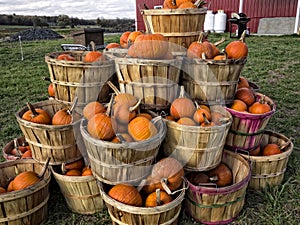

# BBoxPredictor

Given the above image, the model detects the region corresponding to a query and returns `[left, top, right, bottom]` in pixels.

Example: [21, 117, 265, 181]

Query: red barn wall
[136, 0, 298, 33]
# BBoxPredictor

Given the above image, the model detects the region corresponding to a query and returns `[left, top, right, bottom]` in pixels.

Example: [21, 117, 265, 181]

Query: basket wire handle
[38, 157, 51, 179]
[161, 177, 188, 195]
[13, 138, 22, 157]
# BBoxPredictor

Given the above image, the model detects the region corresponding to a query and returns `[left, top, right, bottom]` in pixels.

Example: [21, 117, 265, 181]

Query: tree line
[0, 14, 135, 32]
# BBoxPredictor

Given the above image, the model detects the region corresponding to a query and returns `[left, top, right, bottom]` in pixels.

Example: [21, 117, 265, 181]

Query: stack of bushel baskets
[0, 1, 295, 225]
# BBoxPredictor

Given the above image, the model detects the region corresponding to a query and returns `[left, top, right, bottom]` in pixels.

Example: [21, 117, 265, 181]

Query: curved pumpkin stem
[239, 30, 247, 43]
[172, 0, 176, 6]
[214, 36, 225, 46]
[202, 113, 210, 125]
[107, 81, 121, 95]
[129, 98, 142, 112]
[178, 85, 187, 98]
[26, 102, 39, 118]
[90, 41, 96, 51]
[197, 32, 205, 43]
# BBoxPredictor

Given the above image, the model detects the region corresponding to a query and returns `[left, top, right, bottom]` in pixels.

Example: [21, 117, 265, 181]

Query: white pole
[18, 35, 24, 61]
[294, 0, 300, 34]
[239, 0, 244, 13]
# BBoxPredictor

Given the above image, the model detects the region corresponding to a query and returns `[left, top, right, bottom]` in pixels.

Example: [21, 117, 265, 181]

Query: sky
[0, 0, 137, 19]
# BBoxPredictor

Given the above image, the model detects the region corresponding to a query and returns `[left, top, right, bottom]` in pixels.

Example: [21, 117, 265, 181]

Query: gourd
[128, 116, 158, 141]
[108, 184, 143, 206]
[22, 102, 51, 125]
[170, 86, 196, 119]
[225, 30, 248, 59]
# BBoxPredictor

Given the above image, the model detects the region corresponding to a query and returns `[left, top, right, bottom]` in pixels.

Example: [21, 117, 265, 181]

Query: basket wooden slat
[51, 166, 105, 214]
[141, 8, 207, 51]
[80, 116, 167, 185]
[45, 51, 115, 108]
[115, 57, 183, 111]
[163, 105, 232, 171]
[181, 57, 247, 105]
[15, 99, 83, 165]
[238, 130, 294, 190]
[0, 159, 51, 225]
[225, 93, 276, 152]
[99, 180, 186, 225]
[185, 150, 251, 224]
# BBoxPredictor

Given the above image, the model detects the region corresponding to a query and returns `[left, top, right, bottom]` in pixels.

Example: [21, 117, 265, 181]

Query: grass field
[0, 30, 299, 224]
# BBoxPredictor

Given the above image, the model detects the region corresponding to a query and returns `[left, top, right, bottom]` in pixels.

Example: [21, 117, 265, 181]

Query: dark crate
[72, 28, 104, 48]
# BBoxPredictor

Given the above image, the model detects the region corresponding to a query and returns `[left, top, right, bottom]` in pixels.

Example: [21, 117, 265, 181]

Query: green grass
[0, 32, 299, 224]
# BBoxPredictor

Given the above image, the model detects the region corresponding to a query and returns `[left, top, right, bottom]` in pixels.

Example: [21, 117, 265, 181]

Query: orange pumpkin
[48, 83, 55, 97]
[84, 41, 105, 63]
[248, 95, 271, 114]
[127, 33, 169, 59]
[127, 31, 143, 46]
[163, 0, 178, 9]
[52, 107, 72, 125]
[105, 42, 121, 50]
[87, 113, 115, 140]
[207, 163, 233, 187]
[83, 101, 106, 120]
[12, 171, 40, 191]
[187, 32, 215, 59]
[262, 143, 281, 156]
[178, 1, 196, 8]
[142, 157, 184, 194]
[65, 169, 82, 176]
[22, 103, 51, 125]
[225, 31, 248, 59]
[108, 184, 143, 206]
[81, 167, 93, 176]
[230, 99, 248, 112]
[235, 87, 256, 106]
[64, 159, 84, 171]
[193, 104, 211, 124]
[177, 117, 196, 126]
[145, 190, 173, 207]
[120, 31, 131, 48]
[21, 150, 32, 159]
[128, 116, 158, 141]
[57, 53, 75, 61]
[237, 76, 250, 89]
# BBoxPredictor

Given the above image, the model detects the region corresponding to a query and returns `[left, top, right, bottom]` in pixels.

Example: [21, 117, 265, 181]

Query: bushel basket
[0, 159, 51, 225]
[80, 116, 167, 185]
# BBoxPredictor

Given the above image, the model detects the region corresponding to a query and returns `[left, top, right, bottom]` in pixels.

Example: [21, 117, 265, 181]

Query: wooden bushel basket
[225, 92, 276, 152]
[80, 116, 167, 185]
[99, 181, 187, 225]
[181, 57, 247, 105]
[45, 51, 115, 108]
[115, 57, 183, 111]
[141, 8, 207, 52]
[239, 130, 294, 190]
[2, 136, 27, 161]
[185, 150, 251, 224]
[51, 166, 105, 214]
[163, 105, 232, 171]
[0, 159, 51, 225]
[15, 99, 83, 165]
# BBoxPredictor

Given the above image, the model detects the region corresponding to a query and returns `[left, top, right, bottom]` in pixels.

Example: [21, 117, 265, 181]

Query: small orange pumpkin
[177, 117, 196, 126]
[81, 166, 93, 176]
[83, 101, 106, 120]
[230, 99, 248, 112]
[262, 143, 281, 156]
[57, 53, 75, 61]
[12, 171, 40, 191]
[187, 32, 215, 59]
[225, 30, 248, 59]
[22, 102, 52, 125]
[48, 83, 55, 97]
[87, 113, 115, 140]
[105, 42, 121, 50]
[193, 103, 212, 124]
[235, 87, 256, 106]
[237, 76, 250, 89]
[65, 169, 82, 176]
[84, 41, 105, 63]
[52, 107, 72, 125]
[120, 31, 131, 48]
[127, 31, 143, 46]
[108, 184, 143, 206]
[207, 163, 233, 187]
[128, 116, 158, 141]
[145, 190, 173, 207]
[248, 95, 271, 114]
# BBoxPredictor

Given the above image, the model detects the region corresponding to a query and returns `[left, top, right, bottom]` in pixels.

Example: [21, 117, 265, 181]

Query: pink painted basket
[225, 92, 276, 152]
[185, 150, 251, 224]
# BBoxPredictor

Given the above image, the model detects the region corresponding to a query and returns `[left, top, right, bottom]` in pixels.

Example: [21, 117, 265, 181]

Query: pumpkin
[170, 86, 196, 119]
[48, 83, 55, 97]
[163, 0, 178, 9]
[230, 99, 248, 112]
[57, 53, 75, 61]
[235, 87, 256, 106]
[187, 32, 215, 59]
[105, 42, 121, 50]
[213, 53, 227, 60]
[186, 172, 211, 186]
[127, 31, 143, 46]
[120, 31, 131, 48]
[237, 76, 250, 89]
[127, 33, 169, 59]
[108, 184, 143, 206]
[84, 41, 105, 63]
[137, 113, 153, 120]
[21, 150, 32, 159]
[165, 115, 176, 121]
[12, 171, 40, 191]
[145, 189, 173, 207]
[83, 101, 106, 120]
[22, 102, 51, 125]
[111, 133, 134, 143]
[225, 30, 248, 59]
[87, 113, 115, 140]
[52, 107, 72, 125]
[142, 157, 184, 194]
[112, 99, 141, 124]
[177, 117, 196, 126]
[200, 113, 215, 127]
[128, 116, 158, 141]
[7, 180, 14, 192]
[0, 187, 7, 194]
[207, 163, 233, 187]
[248, 95, 272, 114]
[65, 169, 82, 176]
[250, 146, 261, 156]
[178, 1, 196, 8]
[193, 102, 212, 124]
[262, 143, 281, 156]
[81, 166, 93, 176]
[64, 159, 84, 171]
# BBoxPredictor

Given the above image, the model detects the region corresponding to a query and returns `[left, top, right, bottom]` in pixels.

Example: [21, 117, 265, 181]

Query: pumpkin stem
[259, 95, 267, 104]
[156, 189, 162, 206]
[209, 175, 219, 183]
[137, 179, 147, 192]
[214, 36, 225, 46]
[202, 113, 210, 125]
[194, 0, 207, 8]
[239, 30, 247, 43]
[116, 133, 126, 143]
[13, 138, 22, 157]
[197, 32, 205, 43]
[26, 102, 39, 118]
[90, 41, 96, 51]
[107, 81, 121, 95]
[178, 85, 187, 98]
[129, 98, 142, 112]
[172, 0, 176, 6]
[67, 96, 78, 115]
[38, 157, 51, 179]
